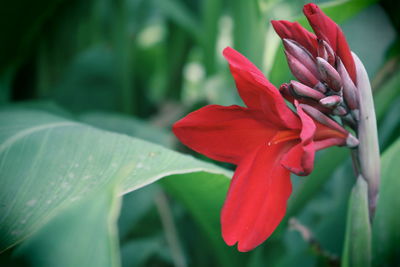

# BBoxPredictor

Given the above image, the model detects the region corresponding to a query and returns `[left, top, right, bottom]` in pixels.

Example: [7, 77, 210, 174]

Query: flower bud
[337, 58, 359, 110]
[314, 82, 328, 93]
[317, 40, 335, 66]
[299, 104, 349, 135]
[279, 83, 295, 103]
[316, 57, 342, 92]
[333, 106, 348, 116]
[290, 80, 325, 100]
[285, 51, 319, 87]
[346, 133, 359, 148]
[283, 39, 319, 79]
[319, 95, 342, 108]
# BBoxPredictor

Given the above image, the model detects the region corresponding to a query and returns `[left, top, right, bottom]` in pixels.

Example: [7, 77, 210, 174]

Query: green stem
[352, 52, 381, 219]
[155, 191, 187, 267]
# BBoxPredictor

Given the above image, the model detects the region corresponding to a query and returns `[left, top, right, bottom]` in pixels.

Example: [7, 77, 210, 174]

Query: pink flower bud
[285, 51, 319, 87]
[314, 82, 328, 93]
[279, 83, 295, 103]
[317, 40, 335, 66]
[290, 80, 325, 100]
[283, 39, 319, 79]
[337, 58, 359, 110]
[316, 57, 342, 92]
[333, 106, 348, 116]
[299, 104, 349, 135]
[319, 95, 342, 108]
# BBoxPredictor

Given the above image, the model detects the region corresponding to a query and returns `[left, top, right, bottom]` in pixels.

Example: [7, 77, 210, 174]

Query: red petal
[271, 20, 318, 57]
[223, 47, 300, 129]
[173, 105, 278, 165]
[314, 137, 346, 150]
[221, 143, 292, 252]
[314, 121, 347, 145]
[280, 102, 316, 176]
[303, 3, 356, 83]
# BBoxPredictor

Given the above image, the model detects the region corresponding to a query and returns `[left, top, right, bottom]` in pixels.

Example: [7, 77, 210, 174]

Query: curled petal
[303, 3, 356, 83]
[173, 105, 277, 165]
[271, 20, 318, 57]
[281, 102, 316, 176]
[314, 122, 347, 147]
[223, 47, 300, 129]
[314, 137, 346, 150]
[221, 144, 292, 252]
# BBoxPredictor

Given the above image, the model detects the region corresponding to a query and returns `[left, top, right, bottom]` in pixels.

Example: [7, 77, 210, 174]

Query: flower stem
[352, 52, 381, 219]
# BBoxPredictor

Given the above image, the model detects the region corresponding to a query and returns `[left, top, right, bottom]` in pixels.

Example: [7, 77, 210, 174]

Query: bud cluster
[279, 38, 360, 147]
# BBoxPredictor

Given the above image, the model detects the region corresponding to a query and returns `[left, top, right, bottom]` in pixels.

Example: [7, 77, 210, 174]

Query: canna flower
[173, 3, 360, 252]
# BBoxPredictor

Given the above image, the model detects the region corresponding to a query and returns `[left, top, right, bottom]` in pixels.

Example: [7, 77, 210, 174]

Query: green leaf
[0, 108, 230, 255]
[342, 176, 371, 267]
[121, 236, 171, 267]
[13, 185, 121, 267]
[374, 70, 400, 120]
[201, 0, 223, 75]
[52, 45, 121, 113]
[232, 0, 265, 67]
[286, 147, 348, 217]
[154, 0, 201, 41]
[80, 111, 172, 147]
[372, 138, 400, 266]
[378, 96, 400, 150]
[0, 0, 66, 71]
[162, 172, 247, 267]
[78, 110, 245, 266]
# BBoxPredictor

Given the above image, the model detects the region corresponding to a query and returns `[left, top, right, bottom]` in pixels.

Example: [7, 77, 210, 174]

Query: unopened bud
[317, 41, 328, 62]
[346, 134, 359, 148]
[314, 82, 328, 93]
[337, 58, 359, 110]
[319, 95, 342, 108]
[300, 104, 349, 135]
[333, 106, 348, 116]
[290, 80, 325, 100]
[318, 40, 335, 66]
[279, 83, 294, 103]
[283, 39, 319, 79]
[285, 51, 319, 87]
[317, 57, 342, 92]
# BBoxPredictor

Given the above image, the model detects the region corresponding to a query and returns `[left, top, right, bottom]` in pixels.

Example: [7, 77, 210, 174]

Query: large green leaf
[75, 110, 245, 266]
[13, 185, 121, 267]
[342, 176, 371, 267]
[372, 138, 400, 266]
[0, 108, 230, 259]
[80, 111, 172, 147]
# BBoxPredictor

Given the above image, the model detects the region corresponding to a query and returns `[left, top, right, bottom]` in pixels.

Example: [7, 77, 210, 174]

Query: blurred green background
[0, 0, 400, 266]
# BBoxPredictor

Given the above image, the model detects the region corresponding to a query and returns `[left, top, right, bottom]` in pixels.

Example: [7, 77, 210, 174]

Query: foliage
[0, 0, 399, 266]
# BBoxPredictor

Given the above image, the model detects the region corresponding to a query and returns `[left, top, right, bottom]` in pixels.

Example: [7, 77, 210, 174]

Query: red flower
[173, 3, 357, 252]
